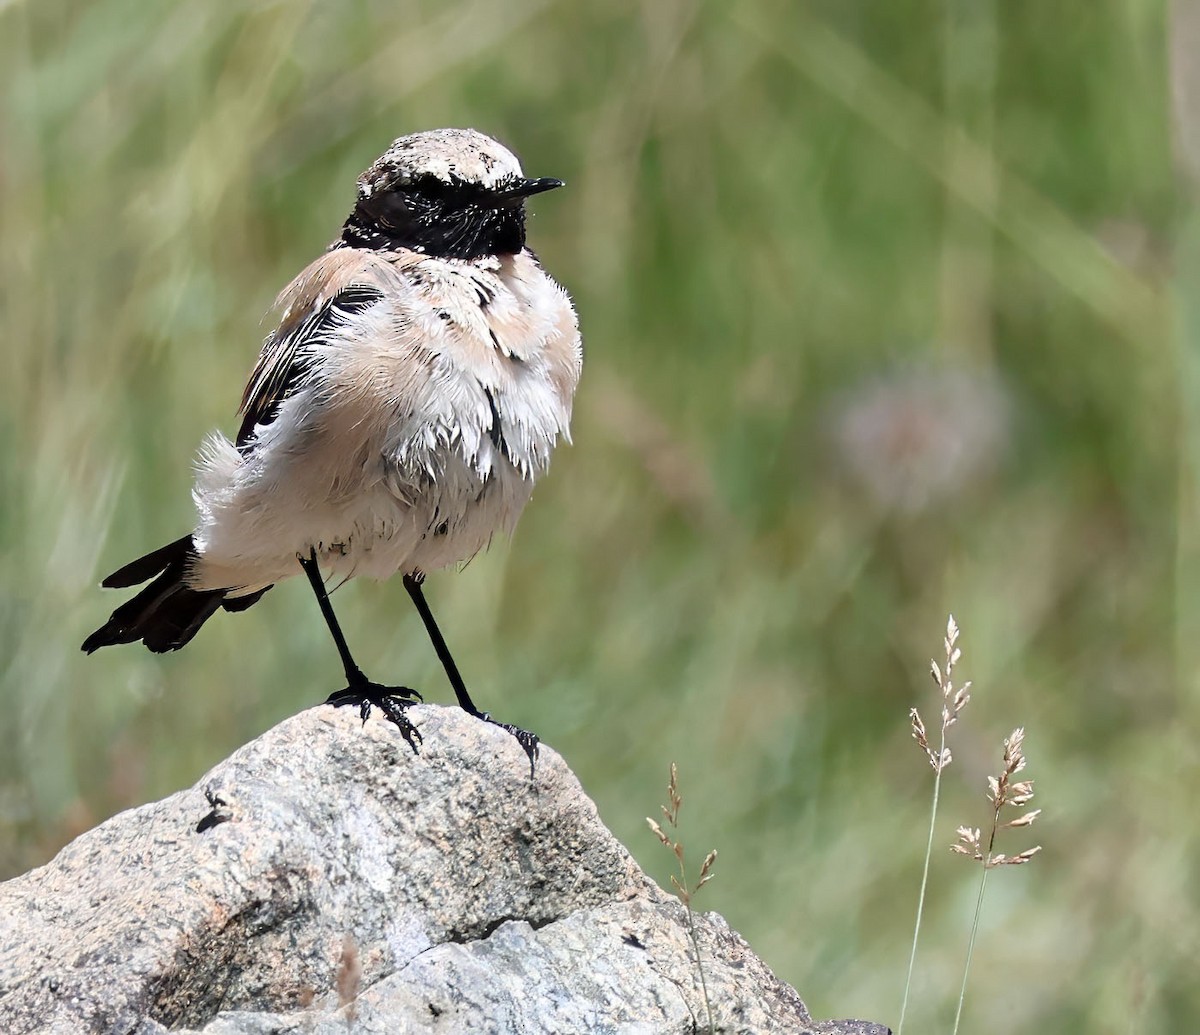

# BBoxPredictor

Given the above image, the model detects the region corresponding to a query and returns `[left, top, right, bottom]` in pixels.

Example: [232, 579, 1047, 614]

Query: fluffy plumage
[84, 129, 581, 659]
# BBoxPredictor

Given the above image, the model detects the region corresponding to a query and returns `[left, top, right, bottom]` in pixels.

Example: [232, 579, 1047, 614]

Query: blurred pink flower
[828, 363, 1011, 513]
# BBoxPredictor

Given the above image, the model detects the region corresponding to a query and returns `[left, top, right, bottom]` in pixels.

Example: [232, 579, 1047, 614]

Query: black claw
[482, 716, 539, 780]
[326, 683, 423, 754]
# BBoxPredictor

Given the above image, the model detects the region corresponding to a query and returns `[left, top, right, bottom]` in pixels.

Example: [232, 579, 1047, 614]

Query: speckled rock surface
[0, 705, 891, 1035]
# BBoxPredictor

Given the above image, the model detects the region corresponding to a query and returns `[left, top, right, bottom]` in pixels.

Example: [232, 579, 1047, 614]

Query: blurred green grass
[2, 0, 1196, 1029]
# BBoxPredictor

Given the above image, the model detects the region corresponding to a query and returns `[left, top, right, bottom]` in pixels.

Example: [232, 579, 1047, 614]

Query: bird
[82, 128, 582, 770]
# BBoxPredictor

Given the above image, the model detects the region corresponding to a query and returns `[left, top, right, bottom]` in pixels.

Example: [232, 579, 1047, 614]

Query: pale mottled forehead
[358, 128, 524, 197]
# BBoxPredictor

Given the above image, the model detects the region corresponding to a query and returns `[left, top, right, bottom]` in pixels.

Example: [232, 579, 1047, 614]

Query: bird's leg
[299, 549, 421, 752]
[403, 571, 539, 777]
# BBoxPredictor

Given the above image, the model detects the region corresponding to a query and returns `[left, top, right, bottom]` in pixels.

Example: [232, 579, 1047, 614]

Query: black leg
[401, 571, 481, 715]
[403, 571, 539, 776]
[299, 549, 366, 685]
[299, 549, 422, 752]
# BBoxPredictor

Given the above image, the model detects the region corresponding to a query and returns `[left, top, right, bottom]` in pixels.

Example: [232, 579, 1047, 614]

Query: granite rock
[0, 705, 890, 1035]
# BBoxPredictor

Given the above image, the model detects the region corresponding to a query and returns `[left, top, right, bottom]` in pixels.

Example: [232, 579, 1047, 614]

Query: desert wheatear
[83, 129, 582, 770]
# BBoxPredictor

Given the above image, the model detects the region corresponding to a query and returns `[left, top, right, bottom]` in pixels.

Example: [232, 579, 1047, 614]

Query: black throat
[336, 176, 528, 260]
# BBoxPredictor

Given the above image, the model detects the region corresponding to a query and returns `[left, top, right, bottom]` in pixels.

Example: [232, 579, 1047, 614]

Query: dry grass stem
[950, 727, 1043, 1033]
[647, 763, 718, 1034]
[899, 614, 972, 1035]
[335, 933, 361, 1018]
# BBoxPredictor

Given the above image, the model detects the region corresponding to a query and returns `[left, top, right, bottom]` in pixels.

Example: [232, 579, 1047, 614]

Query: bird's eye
[359, 189, 411, 232]
[374, 191, 410, 230]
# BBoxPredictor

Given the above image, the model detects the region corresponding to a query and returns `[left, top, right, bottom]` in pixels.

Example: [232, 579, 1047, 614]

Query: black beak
[494, 177, 565, 203]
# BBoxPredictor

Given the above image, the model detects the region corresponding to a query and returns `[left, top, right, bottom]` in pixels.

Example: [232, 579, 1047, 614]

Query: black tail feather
[102, 534, 194, 588]
[222, 585, 273, 613]
[83, 535, 228, 654]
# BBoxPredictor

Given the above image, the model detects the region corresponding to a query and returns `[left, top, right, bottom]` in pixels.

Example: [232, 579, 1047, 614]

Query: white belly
[186, 251, 580, 594]
[188, 384, 539, 590]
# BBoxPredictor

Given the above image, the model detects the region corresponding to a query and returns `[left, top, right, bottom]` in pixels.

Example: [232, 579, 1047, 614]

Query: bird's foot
[475, 712, 539, 780]
[326, 682, 423, 753]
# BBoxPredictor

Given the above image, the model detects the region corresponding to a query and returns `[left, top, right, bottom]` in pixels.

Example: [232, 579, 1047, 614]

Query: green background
[2, 0, 1195, 1030]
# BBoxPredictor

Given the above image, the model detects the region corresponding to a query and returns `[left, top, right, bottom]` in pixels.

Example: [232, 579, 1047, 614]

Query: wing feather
[235, 251, 398, 451]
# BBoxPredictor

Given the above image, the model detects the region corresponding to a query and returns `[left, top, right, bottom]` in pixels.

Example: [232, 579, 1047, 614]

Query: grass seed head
[953, 729, 1042, 866]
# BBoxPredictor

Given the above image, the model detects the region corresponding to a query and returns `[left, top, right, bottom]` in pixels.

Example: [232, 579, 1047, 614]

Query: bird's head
[342, 129, 563, 260]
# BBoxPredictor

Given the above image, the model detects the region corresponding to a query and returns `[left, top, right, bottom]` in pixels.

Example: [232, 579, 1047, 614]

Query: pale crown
[358, 129, 525, 200]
